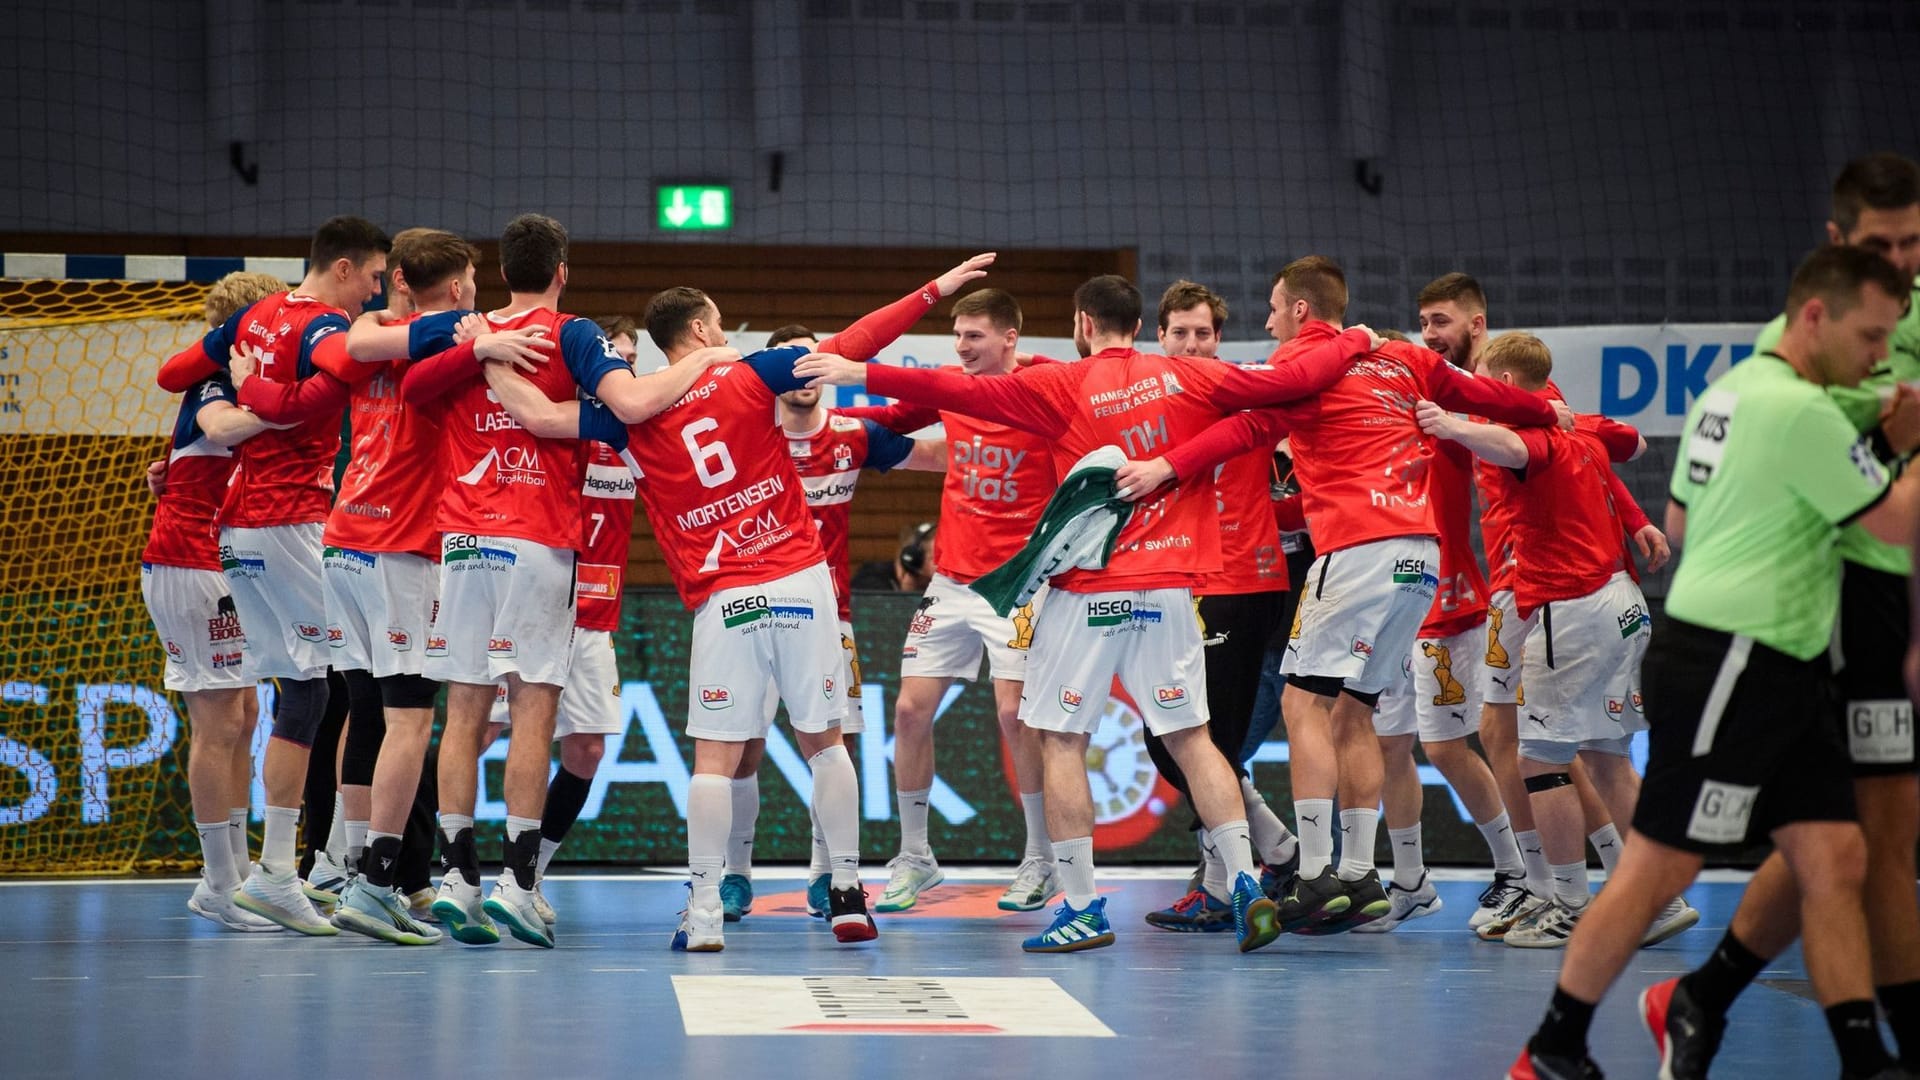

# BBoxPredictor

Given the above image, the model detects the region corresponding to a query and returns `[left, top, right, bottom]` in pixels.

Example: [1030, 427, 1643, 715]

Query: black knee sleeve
[270, 677, 331, 747]
[1288, 674, 1343, 699]
[1524, 771, 1574, 794]
[378, 673, 441, 710]
[1340, 686, 1382, 709]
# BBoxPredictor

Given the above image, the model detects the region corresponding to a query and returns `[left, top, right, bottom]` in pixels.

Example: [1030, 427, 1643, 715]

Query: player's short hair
[1073, 275, 1142, 337]
[1416, 272, 1487, 314]
[598, 315, 639, 343]
[1377, 327, 1411, 343]
[644, 287, 715, 351]
[390, 228, 480, 295]
[1274, 256, 1348, 322]
[1784, 244, 1910, 325]
[766, 323, 816, 347]
[309, 215, 391, 271]
[1481, 332, 1553, 389]
[499, 213, 569, 294]
[1832, 153, 1920, 235]
[1157, 279, 1227, 332]
[202, 271, 286, 328]
[951, 288, 1023, 332]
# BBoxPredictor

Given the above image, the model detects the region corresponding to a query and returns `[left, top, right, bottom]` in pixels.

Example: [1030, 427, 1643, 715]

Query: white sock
[808, 804, 830, 878]
[227, 807, 249, 870]
[1242, 776, 1298, 865]
[197, 820, 240, 893]
[505, 814, 538, 842]
[686, 774, 731, 909]
[345, 819, 369, 868]
[1336, 806, 1381, 881]
[1387, 824, 1425, 890]
[537, 836, 562, 880]
[809, 745, 861, 890]
[1294, 798, 1335, 877]
[1550, 859, 1590, 909]
[1477, 811, 1527, 877]
[1208, 820, 1256, 885]
[1052, 835, 1097, 908]
[1020, 792, 1050, 861]
[1589, 823, 1622, 875]
[897, 787, 932, 857]
[1516, 829, 1551, 896]
[1199, 830, 1230, 902]
[440, 813, 474, 845]
[727, 776, 760, 878]
[262, 805, 300, 876]
[326, 792, 347, 861]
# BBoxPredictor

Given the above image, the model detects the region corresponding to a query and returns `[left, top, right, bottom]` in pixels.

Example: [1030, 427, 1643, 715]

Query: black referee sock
[1678, 928, 1769, 1017]
[1826, 999, 1895, 1077]
[1530, 986, 1596, 1060]
[542, 767, 593, 844]
[1878, 980, 1920, 1068]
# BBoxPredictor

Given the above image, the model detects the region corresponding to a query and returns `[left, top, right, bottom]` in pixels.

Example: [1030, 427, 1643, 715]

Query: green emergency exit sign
[657, 185, 734, 230]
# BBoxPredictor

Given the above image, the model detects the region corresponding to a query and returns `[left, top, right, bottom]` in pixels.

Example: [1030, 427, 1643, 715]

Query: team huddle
[141, 153, 1920, 1079]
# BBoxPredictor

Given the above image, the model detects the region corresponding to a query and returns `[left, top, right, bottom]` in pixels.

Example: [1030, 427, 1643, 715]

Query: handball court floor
[3, 868, 1843, 1078]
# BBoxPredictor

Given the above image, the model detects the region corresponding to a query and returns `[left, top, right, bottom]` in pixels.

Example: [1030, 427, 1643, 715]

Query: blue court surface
[2, 868, 1842, 1078]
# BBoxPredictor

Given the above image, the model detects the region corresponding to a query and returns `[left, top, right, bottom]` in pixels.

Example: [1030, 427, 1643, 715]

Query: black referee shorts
[1632, 618, 1855, 853]
[1835, 561, 1917, 777]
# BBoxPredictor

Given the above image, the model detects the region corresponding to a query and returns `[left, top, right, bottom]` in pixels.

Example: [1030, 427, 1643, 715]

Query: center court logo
[699, 685, 732, 710]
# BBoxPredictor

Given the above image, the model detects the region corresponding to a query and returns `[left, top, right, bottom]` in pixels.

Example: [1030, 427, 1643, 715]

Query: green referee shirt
[1668, 353, 1891, 660]
[1754, 275, 1920, 576]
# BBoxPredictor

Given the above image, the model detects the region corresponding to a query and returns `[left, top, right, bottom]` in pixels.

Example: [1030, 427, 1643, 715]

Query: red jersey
[323, 328, 445, 558]
[625, 356, 827, 610]
[1506, 410, 1640, 617]
[412, 307, 627, 550]
[785, 410, 916, 619]
[202, 292, 352, 528]
[1420, 439, 1489, 638]
[1200, 447, 1287, 595]
[575, 441, 638, 632]
[142, 377, 240, 572]
[865, 334, 1372, 594]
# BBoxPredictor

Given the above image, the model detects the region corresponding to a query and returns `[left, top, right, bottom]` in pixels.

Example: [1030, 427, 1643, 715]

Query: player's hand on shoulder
[934, 253, 996, 298]
[794, 352, 866, 388]
[227, 342, 265, 387]
[474, 327, 553, 372]
[685, 345, 742, 369]
[1114, 456, 1176, 502]
[452, 312, 488, 345]
[1413, 399, 1458, 438]
[1878, 383, 1920, 456]
[1551, 400, 1575, 430]
[1349, 323, 1387, 351]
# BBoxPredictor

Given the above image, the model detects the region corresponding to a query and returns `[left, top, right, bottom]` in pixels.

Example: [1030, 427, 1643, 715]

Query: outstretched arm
[798, 352, 1073, 440]
[838, 401, 945, 433]
[230, 344, 351, 424]
[482, 364, 628, 446]
[1415, 401, 1530, 469]
[816, 253, 995, 361]
[1209, 326, 1378, 408]
[1425, 360, 1562, 429]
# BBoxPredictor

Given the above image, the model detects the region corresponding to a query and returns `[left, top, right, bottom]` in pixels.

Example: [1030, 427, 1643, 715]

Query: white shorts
[555, 629, 624, 738]
[322, 548, 436, 678]
[1482, 589, 1535, 705]
[1370, 651, 1418, 737]
[686, 563, 845, 742]
[1018, 588, 1210, 739]
[219, 523, 329, 680]
[761, 618, 866, 734]
[141, 563, 249, 692]
[900, 572, 1042, 683]
[1283, 536, 1440, 694]
[426, 534, 577, 687]
[1518, 573, 1652, 755]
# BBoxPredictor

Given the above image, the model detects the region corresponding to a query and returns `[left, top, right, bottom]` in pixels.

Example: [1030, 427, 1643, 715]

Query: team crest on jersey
[832, 443, 854, 471]
[699, 685, 733, 710]
[1059, 686, 1084, 712]
[293, 622, 325, 643]
[1153, 683, 1189, 709]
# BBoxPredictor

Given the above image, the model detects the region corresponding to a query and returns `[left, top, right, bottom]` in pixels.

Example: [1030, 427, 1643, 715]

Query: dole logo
[1154, 684, 1188, 708]
[164, 640, 184, 661]
[823, 675, 836, 699]
[488, 637, 515, 656]
[294, 623, 325, 642]
[1350, 637, 1375, 659]
[1059, 686, 1083, 712]
[387, 628, 411, 650]
[1607, 698, 1625, 716]
[699, 686, 732, 710]
[426, 635, 448, 655]
[326, 626, 345, 646]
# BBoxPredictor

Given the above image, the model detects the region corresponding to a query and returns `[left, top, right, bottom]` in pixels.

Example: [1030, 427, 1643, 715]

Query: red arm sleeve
[1163, 408, 1295, 481]
[836, 401, 945, 433]
[307, 331, 376, 385]
[238, 369, 351, 424]
[1425, 360, 1559, 427]
[818, 281, 941, 362]
[1514, 427, 1553, 480]
[400, 341, 480, 406]
[1210, 327, 1372, 409]
[1606, 469, 1651, 532]
[865, 362, 1073, 439]
[1589, 416, 1644, 463]
[158, 341, 219, 393]
[1274, 494, 1307, 534]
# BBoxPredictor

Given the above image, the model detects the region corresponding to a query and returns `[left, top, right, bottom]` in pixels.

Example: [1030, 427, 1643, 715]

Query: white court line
[374, 971, 427, 976]
[260, 972, 316, 978]
[32, 976, 88, 981]
[590, 967, 649, 973]
[483, 968, 536, 974]
[147, 974, 202, 979]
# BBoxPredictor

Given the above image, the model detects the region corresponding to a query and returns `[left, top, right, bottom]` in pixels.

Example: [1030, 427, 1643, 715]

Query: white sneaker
[875, 851, 944, 912]
[1475, 887, 1550, 941]
[405, 887, 438, 924]
[671, 900, 726, 952]
[532, 880, 557, 927]
[331, 878, 443, 945]
[233, 864, 339, 935]
[1468, 871, 1530, 931]
[304, 851, 352, 912]
[1504, 897, 1586, 948]
[1352, 870, 1443, 933]
[187, 876, 282, 933]
[997, 856, 1059, 912]
[430, 875, 500, 945]
[1641, 896, 1700, 947]
[483, 876, 554, 948]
